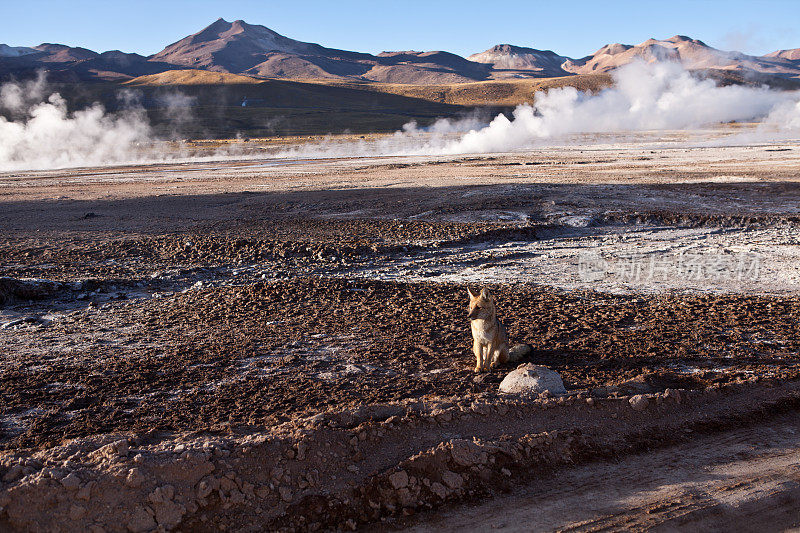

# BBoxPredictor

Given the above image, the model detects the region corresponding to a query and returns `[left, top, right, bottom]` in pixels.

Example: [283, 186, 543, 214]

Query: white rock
[499, 364, 567, 396]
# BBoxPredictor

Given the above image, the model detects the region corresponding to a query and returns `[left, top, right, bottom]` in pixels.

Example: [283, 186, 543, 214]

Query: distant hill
[0, 19, 799, 102]
[765, 48, 800, 61]
[125, 69, 262, 86]
[2, 20, 800, 85]
[149, 19, 489, 84]
[562, 36, 800, 78]
[468, 45, 572, 78]
[0, 44, 37, 57]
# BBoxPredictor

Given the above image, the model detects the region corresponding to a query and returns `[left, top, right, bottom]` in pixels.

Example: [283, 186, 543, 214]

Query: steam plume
[0, 78, 152, 171]
[279, 61, 800, 158]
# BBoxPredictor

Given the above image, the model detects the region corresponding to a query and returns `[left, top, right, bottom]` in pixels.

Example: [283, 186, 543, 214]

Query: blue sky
[3, 0, 799, 58]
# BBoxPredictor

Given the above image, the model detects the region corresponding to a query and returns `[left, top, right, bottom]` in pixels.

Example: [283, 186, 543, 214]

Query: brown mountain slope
[124, 69, 262, 85]
[149, 18, 369, 74]
[765, 49, 800, 61]
[301, 74, 614, 107]
[148, 19, 490, 84]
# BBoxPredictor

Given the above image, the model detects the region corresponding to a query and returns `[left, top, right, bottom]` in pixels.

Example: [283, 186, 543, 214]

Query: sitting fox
[468, 288, 522, 372]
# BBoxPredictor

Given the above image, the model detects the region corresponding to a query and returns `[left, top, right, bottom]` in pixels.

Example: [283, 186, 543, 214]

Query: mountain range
[2, 18, 800, 85]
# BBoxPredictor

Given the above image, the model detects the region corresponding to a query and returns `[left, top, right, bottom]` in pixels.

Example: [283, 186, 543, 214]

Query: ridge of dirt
[0, 379, 798, 532]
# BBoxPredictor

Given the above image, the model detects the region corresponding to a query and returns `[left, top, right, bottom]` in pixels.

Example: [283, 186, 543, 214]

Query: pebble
[388, 470, 408, 489]
[629, 395, 649, 411]
[60, 472, 81, 490]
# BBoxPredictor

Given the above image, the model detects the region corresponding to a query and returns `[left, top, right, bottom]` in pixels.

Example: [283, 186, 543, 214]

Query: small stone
[125, 468, 145, 488]
[69, 504, 86, 520]
[629, 395, 649, 411]
[3, 464, 23, 482]
[388, 470, 408, 489]
[508, 343, 533, 361]
[296, 442, 308, 460]
[430, 482, 448, 499]
[586, 397, 595, 407]
[347, 464, 359, 473]
[127, 506, 157, 532]
[197, 480, 213, 499]
[279, 487, 293, 502]
[441, 471, 463, 490]
[501, 468, 512, 477]
[60, 473, 81, 490]
[76, 481, 95, 501]
[665, 388, 682, 404]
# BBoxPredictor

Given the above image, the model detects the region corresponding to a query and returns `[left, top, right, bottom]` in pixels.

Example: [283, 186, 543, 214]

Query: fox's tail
[508, 343, 532, 363]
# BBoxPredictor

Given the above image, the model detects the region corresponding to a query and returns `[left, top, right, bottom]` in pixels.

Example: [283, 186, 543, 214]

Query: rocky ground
[1, 130, 800, 531]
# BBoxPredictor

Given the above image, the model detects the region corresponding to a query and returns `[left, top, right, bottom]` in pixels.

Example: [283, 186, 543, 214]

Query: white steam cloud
[279, 61, 800, 158]
[442, 62, 798, 154]
[0, 78, 152, 171]
[2, 61, 800, 171]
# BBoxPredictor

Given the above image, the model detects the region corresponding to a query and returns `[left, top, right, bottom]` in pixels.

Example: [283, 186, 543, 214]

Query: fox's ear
[467, 287, 479, 299]
[480, 288, 491, 300]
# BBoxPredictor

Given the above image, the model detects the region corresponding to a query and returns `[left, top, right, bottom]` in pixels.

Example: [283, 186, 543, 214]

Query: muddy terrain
[1, 130, 800, 531]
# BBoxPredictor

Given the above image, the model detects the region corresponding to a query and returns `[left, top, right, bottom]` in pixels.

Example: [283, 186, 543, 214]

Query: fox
[467, 287, 521, 372]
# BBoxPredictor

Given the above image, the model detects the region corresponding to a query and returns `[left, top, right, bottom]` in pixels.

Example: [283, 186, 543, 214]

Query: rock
[127, 506, 157, 533]
[629, 395, 649, 411]
[450, 439, 486, 467]
[279, 487, 293, 502]
[388, 470, 409, 489]
[508, 343, 532, 361]
[125, 468, 145, 488]
[664, 388, 682, 403]
[3, 464, 23, 482]
[69, 504, 86, 520]
[430, 482, 448, 499]
[76, 481, 95, 501]
[499, 364, 567, 396]
[197, 480, 213, 499]
[441, 471, 463, 490]
[94, 439, 128, 460]
[60, 472, 81, 490]
[296, 441, 308, 460]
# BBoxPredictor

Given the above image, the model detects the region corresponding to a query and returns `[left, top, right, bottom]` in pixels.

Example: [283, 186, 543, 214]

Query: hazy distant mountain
[0, 20, 799, 85]
[33, 43, 98, 62]
[562, 36, 800, 78]
[765, 48, 800, 61]
[468, 45, 572, 78]
[0, 44, 37, 57]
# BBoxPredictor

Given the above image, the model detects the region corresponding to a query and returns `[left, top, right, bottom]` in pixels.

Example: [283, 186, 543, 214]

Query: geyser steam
[441, 62, 799, 154]
[279, 61, 800, 159]
[0, 77, 152, 171]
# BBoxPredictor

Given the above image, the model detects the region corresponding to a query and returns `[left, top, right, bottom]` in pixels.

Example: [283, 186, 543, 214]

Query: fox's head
[467, 288, 495, 320]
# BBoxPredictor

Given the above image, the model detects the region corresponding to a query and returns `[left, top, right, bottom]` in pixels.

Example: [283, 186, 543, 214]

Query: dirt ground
[1, 128, 800, 531]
